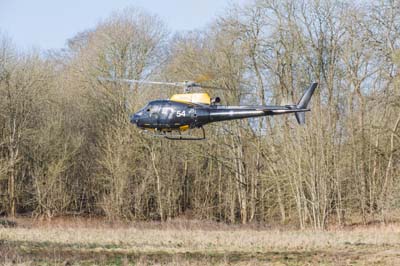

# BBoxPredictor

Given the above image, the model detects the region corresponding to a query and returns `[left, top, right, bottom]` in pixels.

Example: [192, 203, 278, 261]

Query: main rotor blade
[98, 77, 230, 91]
[198, 84, 230, 91]
[98, 77, 184, 87]
[121, 79, 184, 87]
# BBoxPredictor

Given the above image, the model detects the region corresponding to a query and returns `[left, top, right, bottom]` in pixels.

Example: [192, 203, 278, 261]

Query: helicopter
[100, 78, 318, 140]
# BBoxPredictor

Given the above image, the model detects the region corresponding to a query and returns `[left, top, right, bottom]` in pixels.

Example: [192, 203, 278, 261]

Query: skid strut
[141, 127, 206, 140]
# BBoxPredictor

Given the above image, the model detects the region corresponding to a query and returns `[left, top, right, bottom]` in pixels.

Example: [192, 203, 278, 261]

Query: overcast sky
[0, 0, 247, 51]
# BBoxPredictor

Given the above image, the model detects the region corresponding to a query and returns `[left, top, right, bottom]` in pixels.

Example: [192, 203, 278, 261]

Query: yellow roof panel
[170, 93, 211, 105]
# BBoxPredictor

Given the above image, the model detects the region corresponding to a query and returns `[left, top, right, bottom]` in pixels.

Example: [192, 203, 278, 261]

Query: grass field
[1, 218, 400, 265]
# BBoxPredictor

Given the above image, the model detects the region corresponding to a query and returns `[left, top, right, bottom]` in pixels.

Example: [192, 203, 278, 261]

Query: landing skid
[141, 127, 206, 141]
[166, 127, 206, 140]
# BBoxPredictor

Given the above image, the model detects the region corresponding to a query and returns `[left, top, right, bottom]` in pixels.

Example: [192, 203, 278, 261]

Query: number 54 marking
[176, 111, 186, 117]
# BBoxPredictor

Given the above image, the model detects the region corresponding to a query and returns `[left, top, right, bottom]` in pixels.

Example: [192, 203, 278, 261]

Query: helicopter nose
[130, 113, 140, 125]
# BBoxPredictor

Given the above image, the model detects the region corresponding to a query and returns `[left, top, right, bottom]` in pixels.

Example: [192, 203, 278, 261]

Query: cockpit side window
[148, 102, 161, 116]
[136, 101, 163, 117]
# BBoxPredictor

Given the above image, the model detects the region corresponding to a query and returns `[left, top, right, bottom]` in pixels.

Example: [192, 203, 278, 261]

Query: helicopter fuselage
[130, 99, 307, 131]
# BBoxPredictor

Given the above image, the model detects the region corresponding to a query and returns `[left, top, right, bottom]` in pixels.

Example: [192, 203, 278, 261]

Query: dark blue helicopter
[102, 78, 317, 140]
[127, 80, 318, 140]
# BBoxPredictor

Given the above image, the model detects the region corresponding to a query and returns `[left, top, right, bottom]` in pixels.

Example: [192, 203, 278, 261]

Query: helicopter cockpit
[130, 101, 155, 125]
[130, 100, 173, 127]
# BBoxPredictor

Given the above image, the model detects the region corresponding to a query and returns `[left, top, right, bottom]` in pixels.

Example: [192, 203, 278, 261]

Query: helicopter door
[147, 103, 161, 128]
[159, 102, 175, 128]
[188, 106, 197, 127]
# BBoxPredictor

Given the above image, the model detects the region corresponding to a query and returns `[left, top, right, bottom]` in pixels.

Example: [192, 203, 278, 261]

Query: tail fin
[295, 112, 306, 125]
[295, 82, 318, 125]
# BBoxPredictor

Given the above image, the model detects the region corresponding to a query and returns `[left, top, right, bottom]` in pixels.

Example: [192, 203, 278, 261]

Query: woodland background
[0, 0, 399, 230]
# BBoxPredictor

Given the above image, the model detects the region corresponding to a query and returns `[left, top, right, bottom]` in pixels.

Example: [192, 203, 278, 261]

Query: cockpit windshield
[135, 100, 167, 116]
[136, 104, 150, 115]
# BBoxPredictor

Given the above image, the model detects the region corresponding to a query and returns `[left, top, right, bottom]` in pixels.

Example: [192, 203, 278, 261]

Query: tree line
[0, 0, 399, 229]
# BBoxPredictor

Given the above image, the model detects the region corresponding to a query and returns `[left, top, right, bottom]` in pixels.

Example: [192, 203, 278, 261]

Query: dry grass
[1, 217, 400, 265]
[2, 224, 400, 252]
